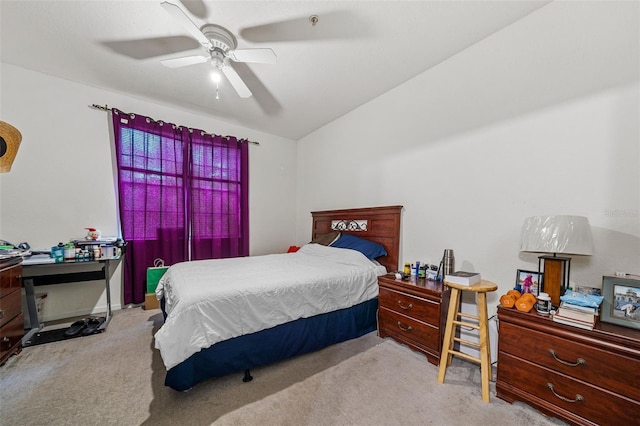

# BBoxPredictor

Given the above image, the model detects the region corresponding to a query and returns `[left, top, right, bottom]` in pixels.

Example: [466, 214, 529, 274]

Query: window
[112, 109, 249, 304]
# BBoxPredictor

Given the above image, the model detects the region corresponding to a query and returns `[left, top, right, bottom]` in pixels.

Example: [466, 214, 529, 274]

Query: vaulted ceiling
[0, 1, 549, 140]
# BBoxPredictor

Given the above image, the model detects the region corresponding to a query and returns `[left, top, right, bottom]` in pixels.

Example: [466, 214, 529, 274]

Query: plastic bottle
[64, 243, 76, 262]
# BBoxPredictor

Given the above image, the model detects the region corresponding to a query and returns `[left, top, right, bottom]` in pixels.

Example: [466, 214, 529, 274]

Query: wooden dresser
[0, 256, 24, 365]
[378, 274, 449, 365]
[496, 306, 640, 425]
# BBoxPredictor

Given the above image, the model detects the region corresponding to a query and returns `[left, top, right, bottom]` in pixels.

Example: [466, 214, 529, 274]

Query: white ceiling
[0, 0, 550, 140]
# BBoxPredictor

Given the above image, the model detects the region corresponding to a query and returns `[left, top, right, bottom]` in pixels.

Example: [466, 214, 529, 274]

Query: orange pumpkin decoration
[515, 297, 534, 312]
[522, 292, 537, 305]
[500, 294, 516, 308]
[507, 289, 521, 300]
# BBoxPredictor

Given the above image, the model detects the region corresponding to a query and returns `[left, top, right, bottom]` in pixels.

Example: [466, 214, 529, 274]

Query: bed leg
[243, 369, 253, 382]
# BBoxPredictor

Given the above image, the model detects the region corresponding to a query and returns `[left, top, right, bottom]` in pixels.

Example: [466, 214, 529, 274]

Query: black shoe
[82, 317, 106, 335]
[63, 318, 89, 337]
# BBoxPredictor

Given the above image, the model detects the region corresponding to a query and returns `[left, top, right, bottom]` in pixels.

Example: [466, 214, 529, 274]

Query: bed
[154, 205, 402, 391]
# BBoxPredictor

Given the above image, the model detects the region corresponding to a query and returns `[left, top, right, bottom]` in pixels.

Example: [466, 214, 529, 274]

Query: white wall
[295, 0, 639, 330]
[0, 63, 297, 321]
[1, 1, 637, 348]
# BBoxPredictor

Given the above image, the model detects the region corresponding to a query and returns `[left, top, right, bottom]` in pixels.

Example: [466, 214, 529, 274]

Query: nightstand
[377, 273, 450, 365]
[496, 305, 640, 425]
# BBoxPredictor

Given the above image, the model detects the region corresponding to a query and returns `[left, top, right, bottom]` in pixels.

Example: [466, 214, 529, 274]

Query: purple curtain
[111, 109, 249, 305]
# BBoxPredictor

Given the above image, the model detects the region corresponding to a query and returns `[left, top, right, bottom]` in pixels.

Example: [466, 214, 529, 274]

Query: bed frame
[311, 205, 402, 273]
[163, 205, 403, 391]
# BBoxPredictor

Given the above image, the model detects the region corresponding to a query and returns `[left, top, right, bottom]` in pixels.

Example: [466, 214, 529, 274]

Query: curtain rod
[89, 104, 259, 146]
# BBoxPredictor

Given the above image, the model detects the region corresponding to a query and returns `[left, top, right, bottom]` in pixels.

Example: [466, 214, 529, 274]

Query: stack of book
[444, 271, 481, 286]
[552, 302, 597, 330]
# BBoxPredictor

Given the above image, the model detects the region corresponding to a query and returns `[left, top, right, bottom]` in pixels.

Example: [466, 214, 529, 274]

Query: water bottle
[443, 249, 455, 275]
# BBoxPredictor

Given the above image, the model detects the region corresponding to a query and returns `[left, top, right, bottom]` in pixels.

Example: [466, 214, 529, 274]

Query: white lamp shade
[520, 215, 593, 255]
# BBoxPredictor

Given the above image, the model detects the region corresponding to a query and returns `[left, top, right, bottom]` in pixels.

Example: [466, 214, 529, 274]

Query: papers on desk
[0, 249, 27, 260]
[22, 254, 56, 265]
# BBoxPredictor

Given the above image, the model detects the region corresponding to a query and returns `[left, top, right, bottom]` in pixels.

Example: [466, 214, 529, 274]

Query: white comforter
[154, 243, 386, 370]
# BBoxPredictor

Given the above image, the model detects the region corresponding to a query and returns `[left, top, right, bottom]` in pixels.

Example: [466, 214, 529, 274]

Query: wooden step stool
[437, 279, 498, 402]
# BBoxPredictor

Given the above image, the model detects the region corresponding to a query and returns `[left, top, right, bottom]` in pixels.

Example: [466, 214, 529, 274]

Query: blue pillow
[330, 233, 387, 259]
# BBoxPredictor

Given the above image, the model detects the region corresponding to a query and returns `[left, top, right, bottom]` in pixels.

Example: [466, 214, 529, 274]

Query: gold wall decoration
[0, 121, 22, 173]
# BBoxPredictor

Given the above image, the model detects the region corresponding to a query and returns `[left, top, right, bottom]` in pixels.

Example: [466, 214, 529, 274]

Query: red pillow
[287, 245, 300, 253]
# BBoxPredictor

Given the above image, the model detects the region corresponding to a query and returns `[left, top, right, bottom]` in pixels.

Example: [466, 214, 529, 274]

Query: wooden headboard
[311, 205, 403, 273]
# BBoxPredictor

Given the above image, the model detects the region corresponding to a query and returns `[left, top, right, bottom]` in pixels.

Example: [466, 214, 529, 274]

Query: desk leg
[99, 260, 112, 331]
[22, 277, 44, 346]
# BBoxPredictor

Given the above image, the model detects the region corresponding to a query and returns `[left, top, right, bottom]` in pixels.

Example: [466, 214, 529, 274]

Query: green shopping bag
[147, 259, 169, 293]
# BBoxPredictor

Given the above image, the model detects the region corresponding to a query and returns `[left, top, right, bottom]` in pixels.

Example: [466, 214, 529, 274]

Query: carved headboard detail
[331, 219, 368, 232]
[311, 205, 403, 273]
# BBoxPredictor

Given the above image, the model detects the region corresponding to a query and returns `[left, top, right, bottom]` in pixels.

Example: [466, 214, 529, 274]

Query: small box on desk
[144, 293, 159, 310]
[50, 246, 64, 263]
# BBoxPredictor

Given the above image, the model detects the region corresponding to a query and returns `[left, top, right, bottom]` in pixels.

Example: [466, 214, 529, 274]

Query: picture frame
[515, 269, 542, 296]
[601, 275, 640, 330]
[572, 284, 601, 296]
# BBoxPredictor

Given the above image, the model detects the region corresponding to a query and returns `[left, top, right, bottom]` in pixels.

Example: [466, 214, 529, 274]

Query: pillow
[287, 245, 300, 253]
[310, 231, 341, 246]
[329, 233, 387, 259]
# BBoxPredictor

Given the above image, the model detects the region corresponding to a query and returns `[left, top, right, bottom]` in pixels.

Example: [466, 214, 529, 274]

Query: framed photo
[516, 269, 542, 296]
[572, 284, 601, 296]
[601, 276, 640, 330]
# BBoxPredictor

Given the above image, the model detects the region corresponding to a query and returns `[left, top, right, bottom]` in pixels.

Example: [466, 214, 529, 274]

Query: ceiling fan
[160, 1, 277, 98]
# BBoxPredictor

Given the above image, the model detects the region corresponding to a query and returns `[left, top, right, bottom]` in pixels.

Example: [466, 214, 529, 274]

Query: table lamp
[519, 215, 593, 307]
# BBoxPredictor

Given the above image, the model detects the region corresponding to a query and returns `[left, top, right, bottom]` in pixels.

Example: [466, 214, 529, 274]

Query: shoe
[82, 317, 106, 336]
[63, 318, 89, 337]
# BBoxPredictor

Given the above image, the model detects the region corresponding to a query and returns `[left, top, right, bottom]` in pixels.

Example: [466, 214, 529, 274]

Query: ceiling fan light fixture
[210, 50, 225, 69]
[210, 70, 221, 100]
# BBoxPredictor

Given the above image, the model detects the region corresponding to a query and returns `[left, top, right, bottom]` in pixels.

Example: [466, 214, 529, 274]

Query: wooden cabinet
[0, 257, 23, 365]
[496, 306, 640, 425]
[377, 274, 449, 365]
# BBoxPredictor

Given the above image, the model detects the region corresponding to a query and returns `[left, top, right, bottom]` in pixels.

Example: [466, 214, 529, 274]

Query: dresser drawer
[0, 313, 23, 364]
[379, 307, 440, 353]
[379, 287, 440, 326]
[499, 351, 640, 424]
[499, 319, 640, 400]
[0, 289, 21, 328]
[0, 262, 22, 299]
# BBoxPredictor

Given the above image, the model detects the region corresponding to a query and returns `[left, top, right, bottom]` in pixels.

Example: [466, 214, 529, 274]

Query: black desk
[21, 254, 123, 346]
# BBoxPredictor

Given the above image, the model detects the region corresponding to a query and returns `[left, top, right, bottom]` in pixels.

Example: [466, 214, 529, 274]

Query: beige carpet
[215, 339, 564, 426]
[0, 307, 566, 426]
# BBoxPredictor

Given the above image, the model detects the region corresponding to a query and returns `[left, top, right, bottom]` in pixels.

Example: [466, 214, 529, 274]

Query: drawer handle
[397, 300, 413, 310]
[548, 349, 586, 367]
[1, 337, 9, 343]
[396, 321, 413, 332]
[0, 309, 4, 319]
[547, 383, 585, 403]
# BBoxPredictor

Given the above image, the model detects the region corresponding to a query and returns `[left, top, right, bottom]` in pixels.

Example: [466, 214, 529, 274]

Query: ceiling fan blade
[161, 1, 211, 48]
[222, 64, 252, 98]
[229, 48, 277, 64]
[231, 62, 282, 115]
[160, 55, 208, 68]
[178, 0, 208, 19]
